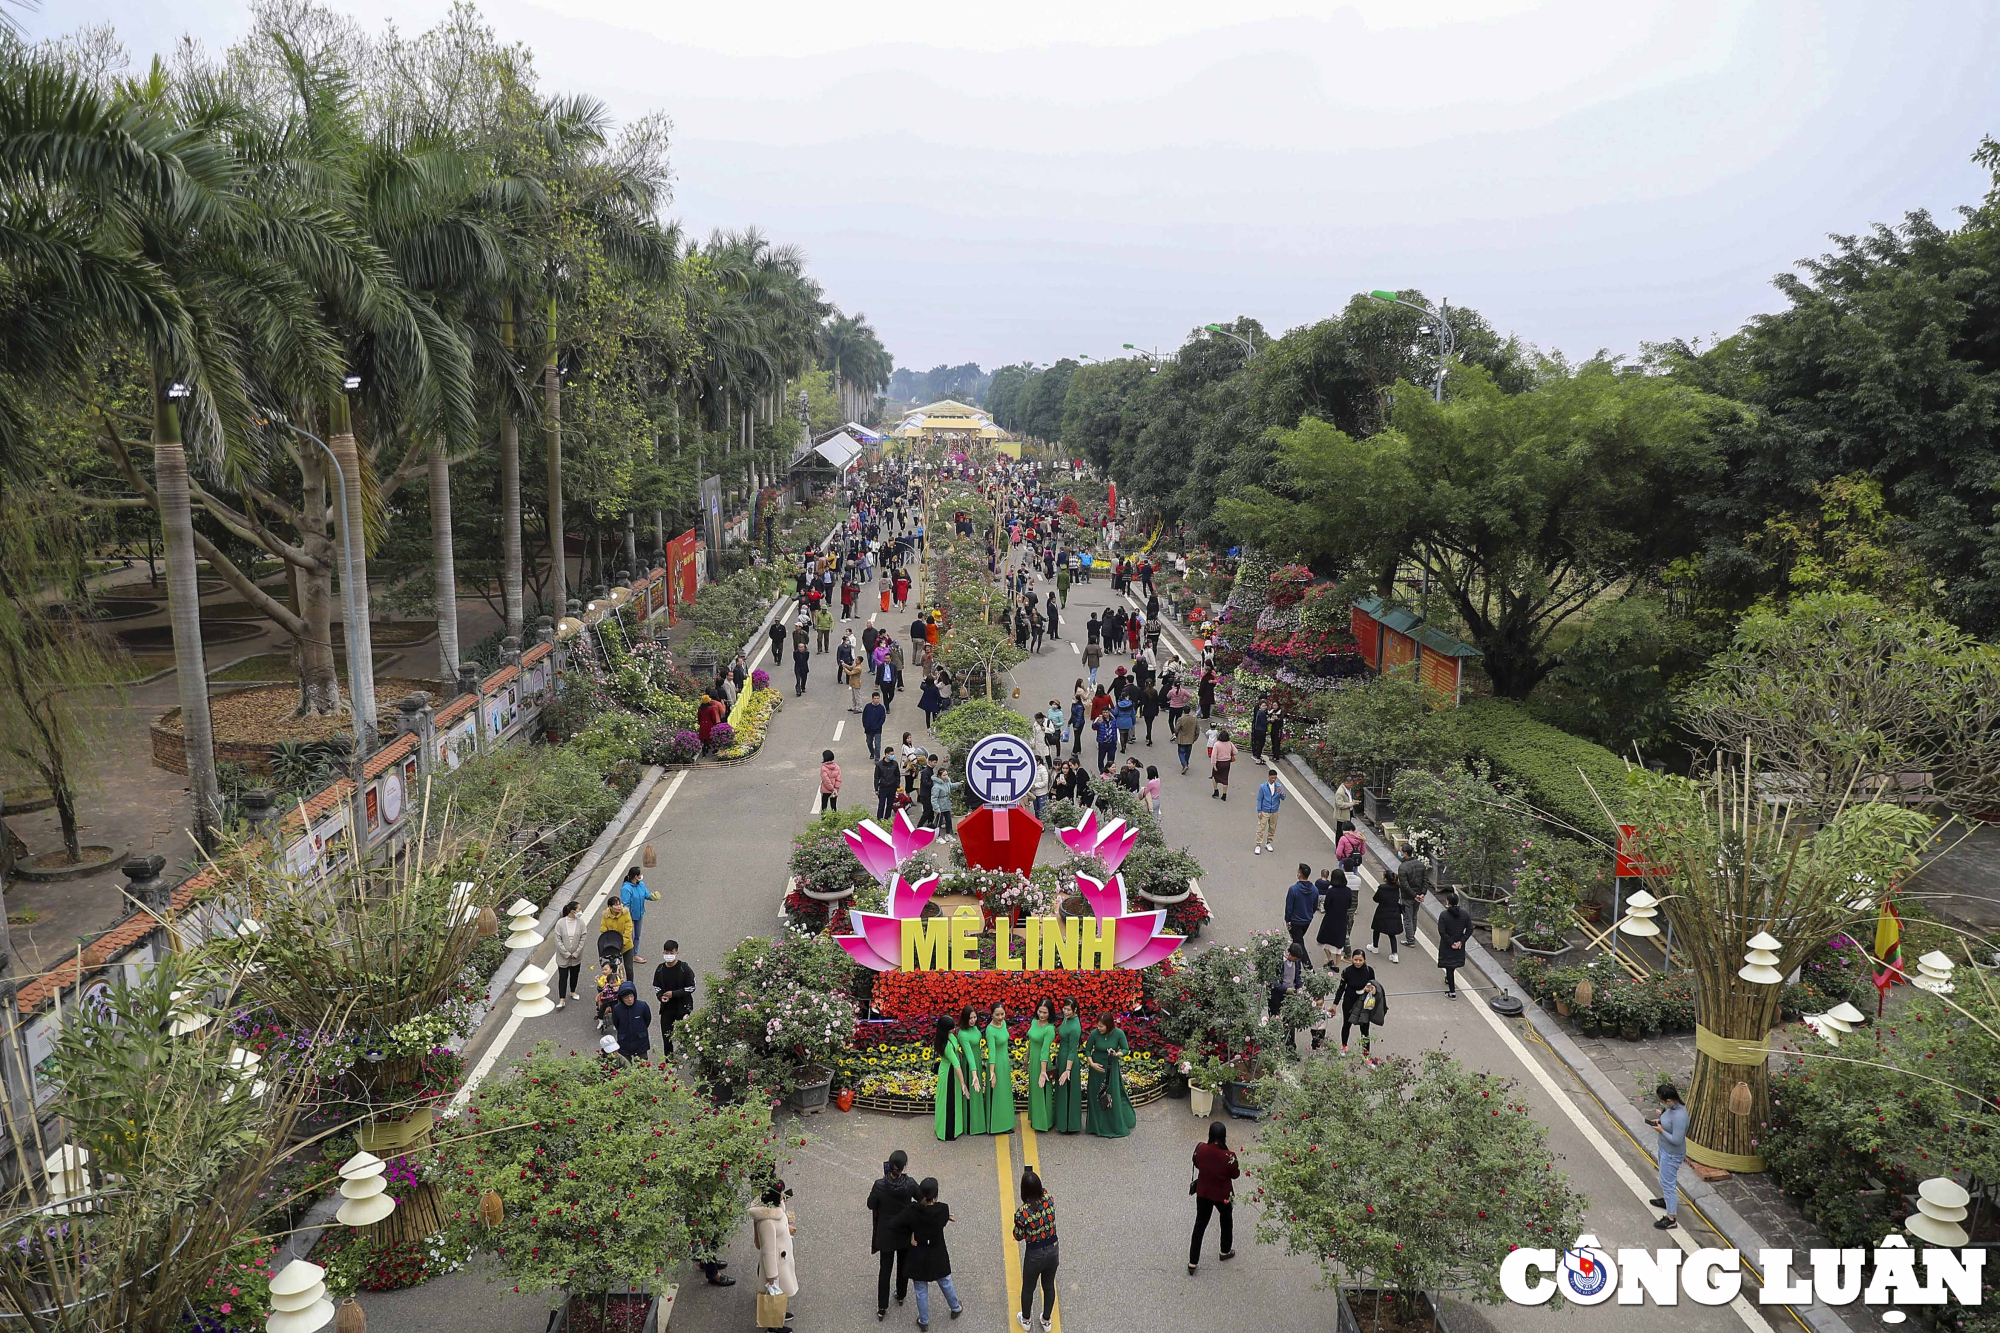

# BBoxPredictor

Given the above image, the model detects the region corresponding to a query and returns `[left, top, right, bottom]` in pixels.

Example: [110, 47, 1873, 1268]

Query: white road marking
[1296, 789, 1773, 1331]
[1070, 642, 1080, 655]
[832, 720, 845, 742]
[452, 768, 690, 1108]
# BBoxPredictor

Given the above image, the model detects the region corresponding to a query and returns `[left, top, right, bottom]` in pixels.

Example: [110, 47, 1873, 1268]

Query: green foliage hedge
[1451, 698, 1628, 840]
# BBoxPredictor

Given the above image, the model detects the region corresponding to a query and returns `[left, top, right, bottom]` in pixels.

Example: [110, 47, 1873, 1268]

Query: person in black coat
[867, 1150, 920, 1318]
[1315, 867, 1353, 968]
[897, 1177, 962, 1328]
[874, 755, 903, 821]
[1333, 950, 1386, 1058]
[768, 620, 788, 667]
[651, 943, 696, 1054]
[1370, 871, 1405, 962]
[1437, 892, 1474, 1000]
[609, 981, 652, 1060]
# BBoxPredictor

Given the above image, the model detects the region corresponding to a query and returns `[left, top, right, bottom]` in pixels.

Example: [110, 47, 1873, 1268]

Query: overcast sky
[32, 0, 2000, 374]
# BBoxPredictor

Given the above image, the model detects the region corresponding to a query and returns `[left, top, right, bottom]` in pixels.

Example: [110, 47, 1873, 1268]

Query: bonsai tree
[1152, 931, 1326, 1073]
[1254, 1050, 1588, 1323]
[1300, 668, 1465, 794]
[1388, 761, 1526, 889]
[438, 1047, 783, 1306]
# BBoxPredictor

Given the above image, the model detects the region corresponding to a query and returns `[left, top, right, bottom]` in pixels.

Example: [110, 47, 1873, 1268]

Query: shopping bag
[755, 1287, 789, 1329]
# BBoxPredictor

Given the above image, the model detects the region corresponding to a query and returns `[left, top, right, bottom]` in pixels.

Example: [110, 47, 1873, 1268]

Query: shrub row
[1451, 697, 1629, 841]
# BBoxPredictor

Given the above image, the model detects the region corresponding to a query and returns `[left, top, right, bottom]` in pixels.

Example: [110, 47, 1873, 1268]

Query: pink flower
[220, 1304, 232, 1315]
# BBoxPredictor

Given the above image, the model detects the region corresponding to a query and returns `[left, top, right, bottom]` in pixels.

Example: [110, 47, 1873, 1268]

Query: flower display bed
[838, 1015, 1173, 1112]
[870, 967, 1143, 1019]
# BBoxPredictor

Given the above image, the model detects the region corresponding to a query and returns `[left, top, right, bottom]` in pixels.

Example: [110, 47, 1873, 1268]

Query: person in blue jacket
[1283, 863, 1318, 967]
[1114, 693, 1137, 753]
[1094, 714, 1119, 775]
[620, 866, 658, 967]
[610, 981, 653, 1061]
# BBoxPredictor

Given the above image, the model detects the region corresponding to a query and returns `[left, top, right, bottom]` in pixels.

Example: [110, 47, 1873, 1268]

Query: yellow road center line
[1017, 1116, 1061, 1333]
[996, 1123, 1022, 1332]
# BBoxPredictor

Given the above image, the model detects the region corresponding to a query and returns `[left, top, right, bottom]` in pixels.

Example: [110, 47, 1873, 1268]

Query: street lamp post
[1368, 290, 1455, 402]
[1202, 323, 1258, 357]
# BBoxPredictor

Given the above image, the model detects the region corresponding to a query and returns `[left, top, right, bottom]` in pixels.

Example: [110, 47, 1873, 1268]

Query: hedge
[1451, 698, 1628, 841]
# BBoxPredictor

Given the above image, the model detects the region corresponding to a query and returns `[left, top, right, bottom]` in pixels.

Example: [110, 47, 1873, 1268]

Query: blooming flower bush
[679, 929, 858, 1100]
[750, 667, 771, 690]
[437, 1047, 786, 1303]
[871, 967, 1143, 1021]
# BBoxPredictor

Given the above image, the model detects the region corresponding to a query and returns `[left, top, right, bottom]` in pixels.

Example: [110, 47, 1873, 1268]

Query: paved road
[361, 532, 1784, 1333]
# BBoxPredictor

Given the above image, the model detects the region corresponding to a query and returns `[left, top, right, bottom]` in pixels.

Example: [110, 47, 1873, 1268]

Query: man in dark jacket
[1284, 864, 1318, 967]
[874, 754, 903, 821]
[609, 981, 652, 1060]
[651, 941, 696, 1053]
[1398, 847, 1431, 949]
[867, 1150, 920, 1317]
[1437, 893, 1474, 1000]
[768, 620, 787, 667]
[862, 693, 888, 760]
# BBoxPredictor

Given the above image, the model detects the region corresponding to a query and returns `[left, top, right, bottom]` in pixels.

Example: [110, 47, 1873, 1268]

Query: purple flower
[751, 669, 772, 690]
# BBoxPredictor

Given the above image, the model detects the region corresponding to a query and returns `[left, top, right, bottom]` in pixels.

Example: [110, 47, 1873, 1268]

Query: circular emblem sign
[963, 733, 1038, 806]
[380, 771, 404, 825]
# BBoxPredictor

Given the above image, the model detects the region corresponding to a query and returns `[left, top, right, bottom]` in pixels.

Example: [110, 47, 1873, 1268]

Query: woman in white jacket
[751, 1180, 799, 1300]
[550, 901, 586, 1008]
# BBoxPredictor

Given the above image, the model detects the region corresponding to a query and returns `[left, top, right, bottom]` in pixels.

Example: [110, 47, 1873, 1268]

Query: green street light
[1369, 290, 1399, 302]
[1121, 343, 1136, 350]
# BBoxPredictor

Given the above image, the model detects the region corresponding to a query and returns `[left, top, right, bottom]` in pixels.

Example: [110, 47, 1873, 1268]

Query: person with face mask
[609, 981, 652, 1061]
[651, 941, 696, 1055]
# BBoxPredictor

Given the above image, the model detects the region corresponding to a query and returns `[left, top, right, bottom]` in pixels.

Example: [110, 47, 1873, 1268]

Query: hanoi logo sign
[964, 733, 1037, 805]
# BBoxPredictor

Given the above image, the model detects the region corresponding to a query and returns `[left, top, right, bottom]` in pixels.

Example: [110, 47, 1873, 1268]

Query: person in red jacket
[1188, 1120, 1240, 1274]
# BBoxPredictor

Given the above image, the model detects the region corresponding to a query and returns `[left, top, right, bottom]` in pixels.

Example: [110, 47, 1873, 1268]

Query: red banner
[1107, 481, 1118, 518]
[1615, 824, 1670, 878]
[665, 528, 699, 624]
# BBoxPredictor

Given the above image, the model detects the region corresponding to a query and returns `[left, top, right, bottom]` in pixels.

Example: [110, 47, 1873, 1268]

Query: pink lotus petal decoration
[1057, 812, 1138, 874]
[1073, 872, 1125, 921]
[1112, 909, 1167, 965]
[849, 911, 906, 971]
[1057, 808, 1101, 857]
[886, 873, 941, 920]
[836, 933, 897, 971]
[842, 821, 898, 883]
[891, 808, 937, 861]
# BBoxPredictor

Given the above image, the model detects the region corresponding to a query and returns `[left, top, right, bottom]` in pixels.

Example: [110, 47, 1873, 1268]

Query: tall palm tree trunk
[500, 298, 524, 638]
[327, 394, 378, 744]
[153, 391, 221, 850]
[500, 413, 523, 636]
[623, 512, 637, 574]
[543, 293, 567, 613]
[429, 441, 461, 677]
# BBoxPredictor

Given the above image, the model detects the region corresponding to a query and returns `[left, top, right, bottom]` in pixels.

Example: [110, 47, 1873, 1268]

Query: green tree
[1223, 362, 1731, 697]
[1254, 1050, 1588, 1318]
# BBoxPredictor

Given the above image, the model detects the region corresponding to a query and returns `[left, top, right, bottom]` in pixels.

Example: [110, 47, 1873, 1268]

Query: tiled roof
[433, 696, 474, 728]
[363, 733, 417, 779]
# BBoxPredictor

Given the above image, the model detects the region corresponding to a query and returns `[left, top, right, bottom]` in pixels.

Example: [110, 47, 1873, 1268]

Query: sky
[30, 0, 2000, 374]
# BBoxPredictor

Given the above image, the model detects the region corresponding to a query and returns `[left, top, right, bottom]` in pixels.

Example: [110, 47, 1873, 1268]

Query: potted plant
[1181, 1053, 1234, 1118]
[1487, 902, 1513, 953]
[438, 1048, 780, 1329]
[1254, 1050, 1588, 1333]
[1507, 837, 1578, 958]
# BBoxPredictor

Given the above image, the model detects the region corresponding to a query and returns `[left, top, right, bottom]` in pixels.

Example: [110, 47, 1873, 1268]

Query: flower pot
[1362, 786, 1394, 825]
[1488, 925, 1512, 951]
[1189, 1085, 1216, 1117]
[1554, 998, 1571, 1018]
[1620, 1025, 1643, 1042]
[787, 1065, 833, 1113]
[544, 1291, 661, 1333]
[1513, 939, 1573, 961]
[1220, 1079, 1265, 1121]
[1333, 1288, 1449, 1333]
[1577, 901, 1603, 925]
[1456, 886, 1508, 926]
